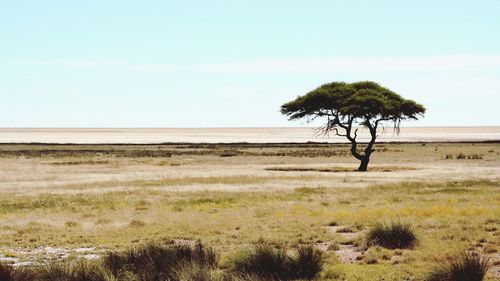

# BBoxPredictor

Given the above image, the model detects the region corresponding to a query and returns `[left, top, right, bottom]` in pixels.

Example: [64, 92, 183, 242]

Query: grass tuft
[291, 245, 323, 280]
[0, 264, 15, 281]
[231, 244, 288, 280]
[426, 251, 490, 281]
[37, 261, 115, 281]
[0, 242, 218, 281]
[365, 221, 417, 249]
[104, 241, 217, 280]
[231, 244, 322, 280]
[0, 263, 36, 281]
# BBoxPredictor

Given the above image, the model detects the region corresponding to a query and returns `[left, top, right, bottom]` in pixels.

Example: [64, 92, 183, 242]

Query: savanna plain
[0, 142, 499, 280]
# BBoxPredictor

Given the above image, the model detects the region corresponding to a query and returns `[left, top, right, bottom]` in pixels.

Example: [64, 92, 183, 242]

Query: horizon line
[1, 125, 499, 129]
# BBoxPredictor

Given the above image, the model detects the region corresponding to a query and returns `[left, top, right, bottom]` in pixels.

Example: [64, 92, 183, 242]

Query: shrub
[426, 251, 490, 281]
[365, 221, 417, 249]
[230, 244, 322, 280]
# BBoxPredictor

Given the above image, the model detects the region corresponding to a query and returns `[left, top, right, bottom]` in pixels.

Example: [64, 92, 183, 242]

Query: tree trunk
[344, 121, 376, 172]
[357, 124, 377, 172]
[357, 156, 370, 171]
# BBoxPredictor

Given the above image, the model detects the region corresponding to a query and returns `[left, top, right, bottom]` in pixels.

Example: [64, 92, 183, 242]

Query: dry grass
[0, 142, 498, 280]
[365, 221, 418, 249]
[426, 251, 491, 281]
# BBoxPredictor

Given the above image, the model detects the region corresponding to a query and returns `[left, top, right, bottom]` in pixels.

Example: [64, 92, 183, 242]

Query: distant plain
[1, 126, 499, 143]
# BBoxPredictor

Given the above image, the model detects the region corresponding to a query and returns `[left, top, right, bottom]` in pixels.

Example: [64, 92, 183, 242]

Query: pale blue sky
[1, 0, 499, 127]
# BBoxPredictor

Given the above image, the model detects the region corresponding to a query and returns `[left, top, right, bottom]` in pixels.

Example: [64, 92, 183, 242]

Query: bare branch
[314, 126, 328, 137]
[333, 128, 347, 137]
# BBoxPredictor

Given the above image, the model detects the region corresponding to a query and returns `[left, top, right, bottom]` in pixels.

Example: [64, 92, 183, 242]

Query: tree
[281, 81, 425, 171]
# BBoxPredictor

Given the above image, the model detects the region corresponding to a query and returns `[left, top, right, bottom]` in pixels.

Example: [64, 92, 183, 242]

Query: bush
[365, 221, 417, 249]
[426, 251, 490, 281]
[231, 244, 322, 280]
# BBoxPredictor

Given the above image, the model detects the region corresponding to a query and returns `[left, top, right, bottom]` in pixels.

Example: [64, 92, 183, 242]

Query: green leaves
[281, 81, 425, 124]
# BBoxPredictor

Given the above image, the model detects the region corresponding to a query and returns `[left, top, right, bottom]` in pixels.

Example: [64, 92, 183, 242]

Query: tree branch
[352, 128, 358, 140]
[343, 119, 363, 160]
[333, 128, 347, 137]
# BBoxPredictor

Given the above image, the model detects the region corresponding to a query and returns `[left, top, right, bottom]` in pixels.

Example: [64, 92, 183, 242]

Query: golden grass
[0, 142, 498, 280]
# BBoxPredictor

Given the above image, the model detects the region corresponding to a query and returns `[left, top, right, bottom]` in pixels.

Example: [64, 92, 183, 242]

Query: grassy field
[0, 142, 499, 280]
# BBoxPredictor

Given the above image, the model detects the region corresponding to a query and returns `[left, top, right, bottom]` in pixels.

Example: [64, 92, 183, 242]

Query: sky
[1, 0, 499, 127]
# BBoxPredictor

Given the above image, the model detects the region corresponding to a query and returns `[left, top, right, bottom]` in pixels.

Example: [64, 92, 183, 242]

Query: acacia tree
[281, 81, 425, 171]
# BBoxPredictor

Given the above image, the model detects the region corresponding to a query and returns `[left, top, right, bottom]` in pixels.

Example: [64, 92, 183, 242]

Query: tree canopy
[281, 81, 425, 171]
[281, 81, 424, 126]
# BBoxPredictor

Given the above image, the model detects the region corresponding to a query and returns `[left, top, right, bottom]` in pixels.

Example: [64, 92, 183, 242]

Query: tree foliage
[281, 81, 425, 171]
